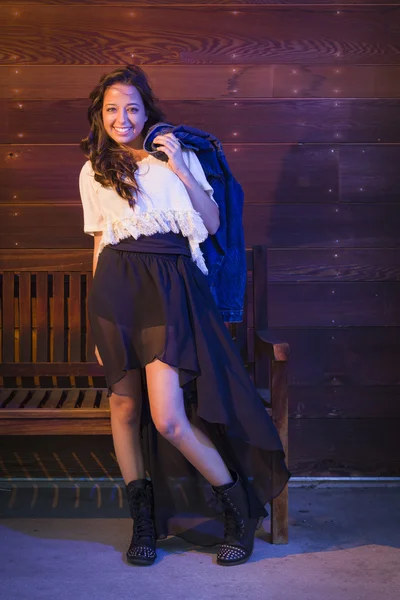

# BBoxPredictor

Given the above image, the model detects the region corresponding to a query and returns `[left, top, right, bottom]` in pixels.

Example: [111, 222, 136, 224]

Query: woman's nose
[114, 110, 131, 125]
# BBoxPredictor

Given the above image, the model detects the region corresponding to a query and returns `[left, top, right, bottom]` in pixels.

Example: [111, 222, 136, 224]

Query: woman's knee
[145, 359, 189, 442]
[109, 369, 142, 424]
[110, 393, 142, 426]
[153, 416, 189, 443]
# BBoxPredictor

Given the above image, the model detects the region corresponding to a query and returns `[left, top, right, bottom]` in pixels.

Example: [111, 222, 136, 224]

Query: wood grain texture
[243, 203, 400, 248]
[0, 250, 91, 271]
[1, 6, 399, 65]
[3, 144, 400, 205]
[267, 283, 400, 327]
[2, 143, 338, 204]
[289, 386, 400, 419]
[273, 64, 400, 98]
[267, 249, 400, 282]
[0, 203, 399, 248]
[4, 249, 399, 282]
[3, 64, 400, 100]
[268, 327, 400, 387]
[2, 99, 400, 144]
[1, 65, 274, 100]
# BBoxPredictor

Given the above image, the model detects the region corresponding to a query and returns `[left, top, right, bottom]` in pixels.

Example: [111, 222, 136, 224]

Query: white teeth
[114, 127, 131, 133]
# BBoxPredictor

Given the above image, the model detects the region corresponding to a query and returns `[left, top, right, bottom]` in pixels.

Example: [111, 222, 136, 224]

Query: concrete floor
[0, 484, 399, 600]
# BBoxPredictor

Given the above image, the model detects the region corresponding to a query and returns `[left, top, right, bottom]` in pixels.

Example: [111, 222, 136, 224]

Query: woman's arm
[177, 168, 220, 235]
[153, 133, 220, 235]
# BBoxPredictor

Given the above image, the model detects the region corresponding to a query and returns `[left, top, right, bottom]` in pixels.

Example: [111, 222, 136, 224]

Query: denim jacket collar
[143, 122, 223, 179]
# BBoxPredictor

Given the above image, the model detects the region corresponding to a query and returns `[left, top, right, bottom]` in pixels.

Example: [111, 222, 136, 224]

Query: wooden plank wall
[1, 0, 399, 475]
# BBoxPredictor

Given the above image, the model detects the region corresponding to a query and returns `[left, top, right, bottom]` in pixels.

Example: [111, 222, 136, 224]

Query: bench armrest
[255, 330, 290, 362]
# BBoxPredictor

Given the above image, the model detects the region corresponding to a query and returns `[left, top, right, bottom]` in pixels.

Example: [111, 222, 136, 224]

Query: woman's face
[102, 83, 148, 148]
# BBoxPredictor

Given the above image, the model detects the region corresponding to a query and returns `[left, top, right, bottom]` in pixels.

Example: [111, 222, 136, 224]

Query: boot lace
[130, 487, 155, 539]
[220, 493, 245, 540]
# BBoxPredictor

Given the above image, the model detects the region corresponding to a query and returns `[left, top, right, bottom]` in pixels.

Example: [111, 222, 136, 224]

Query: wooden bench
[0, 245, 290, 543]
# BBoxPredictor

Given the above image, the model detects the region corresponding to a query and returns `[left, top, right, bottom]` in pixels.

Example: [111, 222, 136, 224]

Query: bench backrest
[0, 247, 269, 389]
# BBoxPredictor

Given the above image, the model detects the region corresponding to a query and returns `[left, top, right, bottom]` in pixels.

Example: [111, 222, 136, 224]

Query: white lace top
[79, 148, 218, 275]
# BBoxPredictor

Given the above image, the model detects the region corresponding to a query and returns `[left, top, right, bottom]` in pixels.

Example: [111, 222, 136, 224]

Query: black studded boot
[212, 471, 262, 566]
[125, 478, 157, 566]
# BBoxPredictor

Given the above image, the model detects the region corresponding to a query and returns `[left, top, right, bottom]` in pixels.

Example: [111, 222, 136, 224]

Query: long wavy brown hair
[80, 65, 167, 207]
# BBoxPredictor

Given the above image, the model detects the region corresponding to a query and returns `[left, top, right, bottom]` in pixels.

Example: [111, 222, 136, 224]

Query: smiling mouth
[113, 127, 133, 134]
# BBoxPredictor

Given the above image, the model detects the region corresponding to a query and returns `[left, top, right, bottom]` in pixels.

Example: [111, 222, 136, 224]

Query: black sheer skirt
[88, 232, 291, 546]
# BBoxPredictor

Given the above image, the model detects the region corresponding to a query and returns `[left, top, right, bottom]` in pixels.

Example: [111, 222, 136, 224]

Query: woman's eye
[105, 107, 137, 113]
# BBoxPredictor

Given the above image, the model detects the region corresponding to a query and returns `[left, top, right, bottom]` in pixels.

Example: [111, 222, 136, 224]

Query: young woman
[79, 65, 290, 567]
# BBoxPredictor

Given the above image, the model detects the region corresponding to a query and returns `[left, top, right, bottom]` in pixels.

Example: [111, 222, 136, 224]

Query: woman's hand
[94, 346, 103, 366]
[153, 133, 189, 177]
[154, 132, 220, 235]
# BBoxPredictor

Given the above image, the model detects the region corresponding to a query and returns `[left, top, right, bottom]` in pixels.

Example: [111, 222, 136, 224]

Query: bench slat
[0, 409, 110, 420]
[69, 272, 81, 362]
[26, 390, 47, 408]
[0, 414, 111, 435]
[53, 272, 65, 362]
[100, 391, 110, 410]
[36, 272, 49, 362]
[45, 389, 63, 408]
[61, 389, 80, 409]
[0, 389, 13, 406]
[4, 390, 29, 408]
[80, 388, 97, 409]
[0, 362, 104, 377]
[2, 272, 15, 361]
[19, 272, 32, 362]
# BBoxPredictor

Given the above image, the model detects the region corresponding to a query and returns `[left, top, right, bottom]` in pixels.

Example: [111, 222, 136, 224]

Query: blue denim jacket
[143, 122, 246, 323]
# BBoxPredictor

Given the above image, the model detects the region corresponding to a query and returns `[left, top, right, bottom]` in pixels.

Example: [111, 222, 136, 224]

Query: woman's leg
[109, 368, 145, 484]
[110, 368, 157, 565]
[145, 359, 233, 487]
